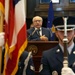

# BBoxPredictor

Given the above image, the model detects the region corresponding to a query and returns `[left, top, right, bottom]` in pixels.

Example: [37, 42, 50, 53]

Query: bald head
[32, 16, 43, 22]
[32, 16, 43, 28]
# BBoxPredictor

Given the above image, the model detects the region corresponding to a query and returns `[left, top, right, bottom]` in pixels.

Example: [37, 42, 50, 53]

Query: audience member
[30, 23, 34, 28]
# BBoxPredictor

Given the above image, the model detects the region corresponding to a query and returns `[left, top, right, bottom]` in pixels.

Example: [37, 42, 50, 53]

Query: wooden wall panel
[27, 0, 75, 17]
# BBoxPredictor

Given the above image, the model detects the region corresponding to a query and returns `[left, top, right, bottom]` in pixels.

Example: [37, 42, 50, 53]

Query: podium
[26, 41, 58, 75]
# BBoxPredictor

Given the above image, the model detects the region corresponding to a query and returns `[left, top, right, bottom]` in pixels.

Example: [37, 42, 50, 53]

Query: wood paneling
[26, 41, 58, 75]
[27, 0, 75, 17]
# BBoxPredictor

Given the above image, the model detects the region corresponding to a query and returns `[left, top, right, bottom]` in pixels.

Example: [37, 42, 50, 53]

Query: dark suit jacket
[27, 27, 51, 41]
[16, 51, 35, 75]
[39, 44, 75, 75]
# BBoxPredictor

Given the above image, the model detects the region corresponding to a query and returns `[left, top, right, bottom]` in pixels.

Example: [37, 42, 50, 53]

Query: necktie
[37, 29, 40, 36]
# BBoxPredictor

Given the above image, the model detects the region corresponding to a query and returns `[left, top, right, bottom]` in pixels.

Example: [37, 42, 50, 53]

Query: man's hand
[0, 32, 5, 46]
[61, 67, 75, 75]
[40, 35, 48, 41]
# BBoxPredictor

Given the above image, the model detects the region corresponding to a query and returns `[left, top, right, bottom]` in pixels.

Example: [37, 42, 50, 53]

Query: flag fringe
[0, 2, 5, 14]
[3, 39, 27, 75]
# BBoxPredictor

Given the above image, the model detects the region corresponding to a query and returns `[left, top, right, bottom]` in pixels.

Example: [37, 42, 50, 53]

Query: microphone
[28, 29, 37, 39]
[31, 29, 37, 36]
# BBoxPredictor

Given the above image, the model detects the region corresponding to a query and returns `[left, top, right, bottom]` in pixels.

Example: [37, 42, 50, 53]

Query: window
[40, 0, 60, 3]
[70, 0, 75, 3]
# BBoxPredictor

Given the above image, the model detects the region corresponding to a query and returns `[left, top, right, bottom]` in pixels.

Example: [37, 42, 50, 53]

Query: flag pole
[0, 11, 4, 75]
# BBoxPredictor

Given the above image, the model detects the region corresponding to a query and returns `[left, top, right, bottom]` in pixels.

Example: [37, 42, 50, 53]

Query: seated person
[0, 32, 35, 75]
[39, 16, 75, 75]
[27, 16, 51, 41]
[30, 23, 34, 28]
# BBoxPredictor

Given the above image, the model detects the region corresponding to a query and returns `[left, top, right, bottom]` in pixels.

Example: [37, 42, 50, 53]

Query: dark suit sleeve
[28, 34, 41, 41]
[39, 52, 52, 75]
[27, 29, 41, 41]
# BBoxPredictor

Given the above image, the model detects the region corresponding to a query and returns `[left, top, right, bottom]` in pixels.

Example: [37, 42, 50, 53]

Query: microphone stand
[63, 17, 68, 67]
[28, 29, 38, 40]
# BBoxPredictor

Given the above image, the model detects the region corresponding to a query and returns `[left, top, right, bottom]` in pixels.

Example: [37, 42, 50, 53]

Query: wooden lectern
[26, 41, 58, 75]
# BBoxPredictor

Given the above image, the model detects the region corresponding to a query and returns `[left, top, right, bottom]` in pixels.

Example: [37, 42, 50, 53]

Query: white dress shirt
[59, 42, 74, 54]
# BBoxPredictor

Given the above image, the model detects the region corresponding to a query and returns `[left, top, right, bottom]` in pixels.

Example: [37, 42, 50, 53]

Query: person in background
[39, 16, 75, 75]
[27, 16, 51, 41]
[30, 23, 34, 28]
[0, 32, 35, 75]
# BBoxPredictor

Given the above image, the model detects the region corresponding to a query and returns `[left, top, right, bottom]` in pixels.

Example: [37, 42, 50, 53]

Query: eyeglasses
[34, 20, 42, 22]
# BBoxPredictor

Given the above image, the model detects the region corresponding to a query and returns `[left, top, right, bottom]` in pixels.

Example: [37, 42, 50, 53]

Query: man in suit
[27, 16, 51, 41]
[0, 32, 35, 75]
[39, 16, 75, 75]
